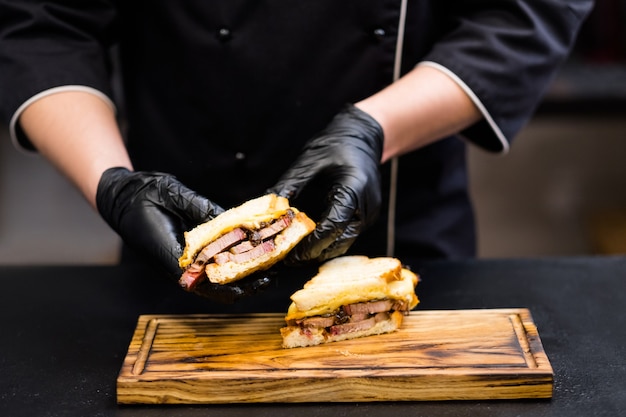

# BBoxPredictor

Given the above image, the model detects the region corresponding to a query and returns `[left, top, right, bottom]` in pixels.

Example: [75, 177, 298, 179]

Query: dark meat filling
[288, 299, 410, 336]
[179, 210, 295, 290]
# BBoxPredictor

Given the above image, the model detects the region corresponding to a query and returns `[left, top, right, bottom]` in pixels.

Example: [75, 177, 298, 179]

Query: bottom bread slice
[280, 310, 404, 348]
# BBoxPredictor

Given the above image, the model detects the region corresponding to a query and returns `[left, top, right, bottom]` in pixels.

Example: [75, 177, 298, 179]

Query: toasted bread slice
[286, 256, 416, 319]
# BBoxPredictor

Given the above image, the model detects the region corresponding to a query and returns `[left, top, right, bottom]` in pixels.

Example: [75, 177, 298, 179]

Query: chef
[0, 1, 593, 301]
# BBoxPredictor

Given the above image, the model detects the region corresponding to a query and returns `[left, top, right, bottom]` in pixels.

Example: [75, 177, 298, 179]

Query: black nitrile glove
[191, 271, 275, 305]
[268, 104, 384, 264]
[96, 167, 272, 303]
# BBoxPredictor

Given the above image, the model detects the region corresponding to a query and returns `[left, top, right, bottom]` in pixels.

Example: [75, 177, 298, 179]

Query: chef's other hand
[96, 168, 269, 304]
[268, 104, 384, 264]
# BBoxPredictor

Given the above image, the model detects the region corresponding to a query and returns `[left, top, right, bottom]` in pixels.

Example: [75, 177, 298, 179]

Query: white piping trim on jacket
[386, 0, 408, 257]
[418, 61, 510, 153]
[9, 85, 116, 154]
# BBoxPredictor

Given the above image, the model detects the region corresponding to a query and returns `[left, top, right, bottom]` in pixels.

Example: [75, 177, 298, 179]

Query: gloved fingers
[239, 274, 274, 295]
[159, 176, 225, 225]
[288, 216, 360, 264]
[322, 185, 361, 231]
[154, 177, 226, 277]
[272, 104, 383, 265]
[287, 221, 344, 264]
[191, 272, 274, 304]
[284, 186, 359, 264]
[97, 167, 226, 279]
[192, 281, 246, 304]
[158, 238, 187, 278]
[266, 159, 320, 201]
[116, 204, 186, 277]
[316, 219, 360, 261]
[97, 167, 224, 227]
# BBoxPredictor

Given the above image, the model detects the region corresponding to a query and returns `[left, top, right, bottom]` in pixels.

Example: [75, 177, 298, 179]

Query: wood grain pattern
[116, 309, 553, 404]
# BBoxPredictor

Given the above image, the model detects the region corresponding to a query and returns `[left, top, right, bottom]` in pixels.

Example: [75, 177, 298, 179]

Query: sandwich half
[178, 194, 315, 290]
[281, 255, 419, 348]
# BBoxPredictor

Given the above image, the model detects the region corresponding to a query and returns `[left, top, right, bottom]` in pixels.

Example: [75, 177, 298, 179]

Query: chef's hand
[96, 167, 271, 304]
[191, 271, 274, 305]
[268, 104, 384, 264]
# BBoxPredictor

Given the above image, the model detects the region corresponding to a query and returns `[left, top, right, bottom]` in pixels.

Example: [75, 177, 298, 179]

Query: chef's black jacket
[0, 0, 593, 261]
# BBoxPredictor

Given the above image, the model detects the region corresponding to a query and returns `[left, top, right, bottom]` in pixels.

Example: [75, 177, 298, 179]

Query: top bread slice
[285, 255, 419, 320]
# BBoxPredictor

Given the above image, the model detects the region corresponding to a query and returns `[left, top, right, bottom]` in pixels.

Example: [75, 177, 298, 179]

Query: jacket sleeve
[0, 0, 118, 150]
[423, 0, 594, 153]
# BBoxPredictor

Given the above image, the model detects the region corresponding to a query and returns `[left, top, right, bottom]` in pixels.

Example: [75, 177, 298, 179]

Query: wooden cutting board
[116, 309, 553, 404]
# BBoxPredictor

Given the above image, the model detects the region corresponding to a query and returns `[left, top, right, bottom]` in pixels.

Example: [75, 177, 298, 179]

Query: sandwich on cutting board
[281, 255, 419, 348]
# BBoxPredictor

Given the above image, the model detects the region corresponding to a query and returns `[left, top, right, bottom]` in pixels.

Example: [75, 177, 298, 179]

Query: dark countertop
[1, 256, 625, 417]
